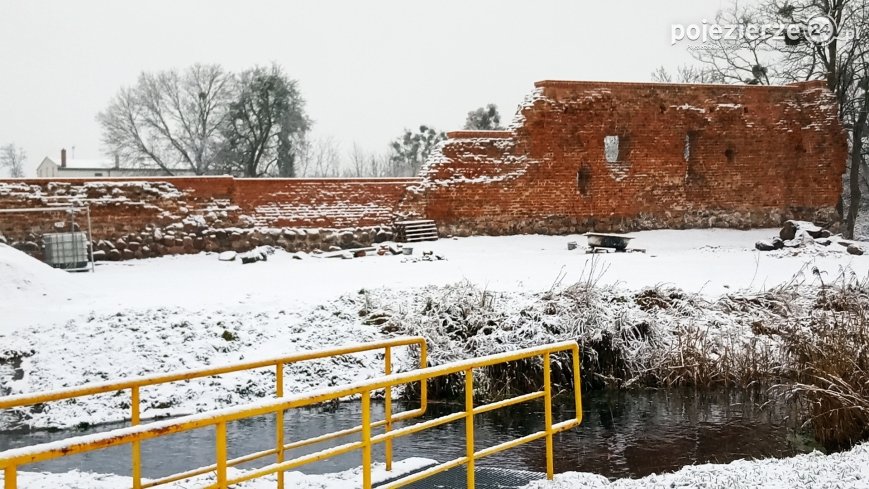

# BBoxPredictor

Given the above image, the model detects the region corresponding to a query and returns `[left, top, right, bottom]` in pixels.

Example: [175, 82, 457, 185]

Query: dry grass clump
[380, 262, 869, 449]
[762, 273, 869, 449]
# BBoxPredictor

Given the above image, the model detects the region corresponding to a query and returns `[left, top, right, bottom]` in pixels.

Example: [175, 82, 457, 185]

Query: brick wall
[401, 80, 848, 235]
[0, 80, 850, 260]
[0, 177, 417, 259]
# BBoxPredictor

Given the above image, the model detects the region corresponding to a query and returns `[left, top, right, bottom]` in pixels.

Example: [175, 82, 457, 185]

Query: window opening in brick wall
[577, 164, 591, 196]
[604, 136, 620, 163]
[724, 147, 735, 162]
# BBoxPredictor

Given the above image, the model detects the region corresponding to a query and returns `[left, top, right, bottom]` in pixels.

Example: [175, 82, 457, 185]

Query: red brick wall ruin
[400, 80, 847, 235]
[0, 80, 848, 259]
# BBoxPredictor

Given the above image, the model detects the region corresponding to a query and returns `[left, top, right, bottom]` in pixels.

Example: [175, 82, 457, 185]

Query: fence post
[276, 362, 285, 489]
[131, 386, 142, 489]
[465, 368, 475, 489]
[384, 346, 393, 471]
[543, 352, 554, 479]
[572, 346, 583, 424]
[4, 466, 16, 489]
[361, 390, 372, 489]
[216, 421, 228, 489]
[420, 342, 428, 413]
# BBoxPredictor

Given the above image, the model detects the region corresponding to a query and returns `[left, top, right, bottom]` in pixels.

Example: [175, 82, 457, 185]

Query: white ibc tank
[43, 232, 89, 270]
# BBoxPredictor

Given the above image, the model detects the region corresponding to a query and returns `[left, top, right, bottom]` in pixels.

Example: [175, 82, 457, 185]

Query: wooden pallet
[395, 219, 439, 242]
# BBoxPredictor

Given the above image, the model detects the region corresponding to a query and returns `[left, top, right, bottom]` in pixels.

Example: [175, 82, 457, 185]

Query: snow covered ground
[1, 229, 868, 486]
[3, 228, 867, 334]
[1, 457, 436, 489]
[523, 443, 869, 488]
[1, 229, 868, 428]
[7, 444, 869, 489]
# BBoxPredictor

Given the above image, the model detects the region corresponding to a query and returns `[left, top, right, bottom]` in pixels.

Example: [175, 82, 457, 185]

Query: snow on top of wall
[0, 181, 185, 205]
[509, 87, 550, 130]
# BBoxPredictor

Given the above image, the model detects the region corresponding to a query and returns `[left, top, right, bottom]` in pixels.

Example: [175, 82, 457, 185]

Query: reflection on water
[0, 388, 814, 480]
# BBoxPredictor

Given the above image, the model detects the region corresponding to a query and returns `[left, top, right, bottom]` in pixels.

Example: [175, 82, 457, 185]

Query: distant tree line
[98, 63, 505, 178]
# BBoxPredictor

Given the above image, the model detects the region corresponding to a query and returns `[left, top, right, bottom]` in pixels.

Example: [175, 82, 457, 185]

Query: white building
[36, 149, 198, 177]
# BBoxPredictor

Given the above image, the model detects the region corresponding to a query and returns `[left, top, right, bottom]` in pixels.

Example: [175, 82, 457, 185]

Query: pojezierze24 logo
[671, 15, 844, 47]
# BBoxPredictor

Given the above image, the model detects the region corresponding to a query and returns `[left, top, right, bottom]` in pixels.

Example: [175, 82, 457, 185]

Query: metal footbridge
[0, 336, 582, 489]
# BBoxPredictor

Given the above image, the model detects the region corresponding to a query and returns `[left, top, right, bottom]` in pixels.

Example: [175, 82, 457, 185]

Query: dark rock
[772, 237, 785, 249]
[780, 220, 823, 240]
[815, 238, 832, 246]
[374, 230, 393, 243]
[847, 244, 864, 256]
[92, 250, 108, 261]
[755, 240, 775, 251]
[819, 230, 832, 238]
[107, 249, 122, 261]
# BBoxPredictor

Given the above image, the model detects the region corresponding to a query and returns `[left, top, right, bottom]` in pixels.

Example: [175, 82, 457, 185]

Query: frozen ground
[523, 443, 869, 488]
[3, 228, 868, 333]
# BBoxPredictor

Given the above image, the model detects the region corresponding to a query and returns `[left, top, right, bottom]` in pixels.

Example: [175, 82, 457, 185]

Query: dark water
[0, 388, 815, 480]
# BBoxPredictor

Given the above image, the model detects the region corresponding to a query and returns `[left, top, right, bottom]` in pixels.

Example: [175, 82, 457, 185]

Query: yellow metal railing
[0, 340, 582, 489]
[0, 336, 428, 489]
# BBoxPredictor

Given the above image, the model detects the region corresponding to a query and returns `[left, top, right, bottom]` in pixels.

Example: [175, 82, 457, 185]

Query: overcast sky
[0, 0, 736, 175]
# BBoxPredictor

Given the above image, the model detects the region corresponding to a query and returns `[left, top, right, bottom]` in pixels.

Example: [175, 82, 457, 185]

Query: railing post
[465, 368, 475, 489]
[384, 346, 393, 471]
[361, 390, 372, 489]
[4, 466, 16, 489]
[275, 362, 285, 489]
[131, 386, 142, 489]
[216, 421, 228, 489]
[420, 341, 428, 413]
[543, 352, 554, 480]
[572, 346, 583, 424]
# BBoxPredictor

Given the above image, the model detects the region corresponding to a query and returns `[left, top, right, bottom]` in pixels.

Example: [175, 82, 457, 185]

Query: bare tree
[345, 143, 393, 177]
[296, 136, 342, 177]
[651, 64, 721, 83]
[98, 64, 236, 175]
[0, 144, 25, 178]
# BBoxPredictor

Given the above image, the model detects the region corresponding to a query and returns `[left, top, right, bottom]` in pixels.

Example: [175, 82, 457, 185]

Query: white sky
[0, 0, 735, 176]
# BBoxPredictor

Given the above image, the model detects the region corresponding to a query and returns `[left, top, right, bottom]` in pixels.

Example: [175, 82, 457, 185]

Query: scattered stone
[755, 240, 775, 251]
[847, 244, 865, 256]
[0, 233, 8, 245]
[218, 251, 237, 262]
[92, 250, 107, 261]
[107, 249, 122, 261]
[780, 220, 823, 240]
[772, 237, 784, 249]
[353, 249, 367, 258]
[815, 238, 832, 246]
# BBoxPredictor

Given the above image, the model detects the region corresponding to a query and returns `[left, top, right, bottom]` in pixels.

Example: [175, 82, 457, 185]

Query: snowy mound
[0, 244, 72, 302]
